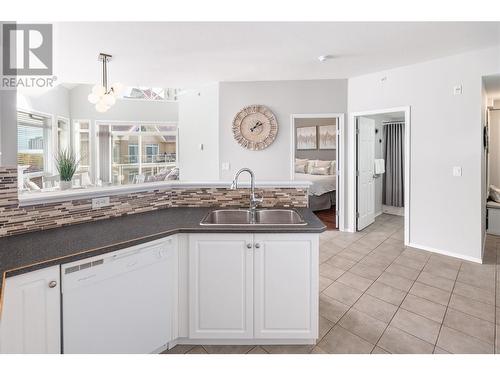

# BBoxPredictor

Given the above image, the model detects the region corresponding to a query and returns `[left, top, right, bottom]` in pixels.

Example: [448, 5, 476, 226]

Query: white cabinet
[188, 233, 318, 341]
[188, 233, 254, 339]
[0, 266, 61, 354]
[253, 233, 318, 339]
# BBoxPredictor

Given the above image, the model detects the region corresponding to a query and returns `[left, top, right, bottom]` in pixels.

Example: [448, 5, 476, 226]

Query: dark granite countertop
[0, 207, 325, 308]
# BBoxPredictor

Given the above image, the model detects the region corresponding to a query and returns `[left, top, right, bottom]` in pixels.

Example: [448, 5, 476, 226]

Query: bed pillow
[315, 160, 335, 175]
[310, 166, 330, 175]
[295, 164, 307, 173]
[315, 160, 330, 167]
[490, 185, 500, 203]
[306, 160, 317, 173]
[330, 160, 337, 175]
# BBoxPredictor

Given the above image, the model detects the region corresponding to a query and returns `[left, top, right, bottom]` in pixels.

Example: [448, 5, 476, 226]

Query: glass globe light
[92, 84, 106, 96]
[95, 101, 109, 113]
[88, 93, 100, 104]
[102, 93, 116, 106]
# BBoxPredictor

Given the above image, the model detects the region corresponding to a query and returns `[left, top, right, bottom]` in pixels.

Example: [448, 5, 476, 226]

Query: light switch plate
[453, 166, 462, 177]
[92, 196, 110, 209]
[453, 85, 463, 95]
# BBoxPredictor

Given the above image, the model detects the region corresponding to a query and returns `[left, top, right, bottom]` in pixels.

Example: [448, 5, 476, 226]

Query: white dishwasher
[62, 236, 177, 354]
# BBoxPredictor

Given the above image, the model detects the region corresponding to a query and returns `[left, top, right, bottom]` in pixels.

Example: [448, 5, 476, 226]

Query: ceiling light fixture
[88, 53, 124, 113]
[318, 55, 333, 62]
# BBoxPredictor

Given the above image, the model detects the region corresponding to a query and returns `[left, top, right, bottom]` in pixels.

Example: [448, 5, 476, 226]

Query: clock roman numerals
[232, 105, 278, 151]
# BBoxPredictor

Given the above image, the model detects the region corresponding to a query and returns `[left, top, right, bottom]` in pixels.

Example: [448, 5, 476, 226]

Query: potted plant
[55, 149, 80, 190]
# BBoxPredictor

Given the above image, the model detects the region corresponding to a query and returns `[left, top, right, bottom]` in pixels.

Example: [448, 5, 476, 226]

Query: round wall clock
[232, 105, 278, 150]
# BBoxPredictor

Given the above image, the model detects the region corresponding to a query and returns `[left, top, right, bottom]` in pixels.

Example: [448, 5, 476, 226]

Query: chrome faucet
[230, 168, 263, 219]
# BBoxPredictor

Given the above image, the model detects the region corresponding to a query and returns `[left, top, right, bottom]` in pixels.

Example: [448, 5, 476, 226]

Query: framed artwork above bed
[318, 125, 336, 149]
[296, 126, 317, 150]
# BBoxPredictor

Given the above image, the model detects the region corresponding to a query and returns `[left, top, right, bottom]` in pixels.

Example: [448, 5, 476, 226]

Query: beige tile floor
[164, 214, 500, 354]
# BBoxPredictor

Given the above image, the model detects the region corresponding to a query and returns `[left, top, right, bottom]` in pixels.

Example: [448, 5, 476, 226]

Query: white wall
[348, 46, 500, 262]
[0, 90, 17, 166]
[218, 80, 347, 181]
[178, 83, 220, 180]
[17, 86, 71, 119]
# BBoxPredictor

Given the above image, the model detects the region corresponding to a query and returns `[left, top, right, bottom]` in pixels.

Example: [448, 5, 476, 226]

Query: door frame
[290, 113, 346, 230]
[348, 106, 411, 245]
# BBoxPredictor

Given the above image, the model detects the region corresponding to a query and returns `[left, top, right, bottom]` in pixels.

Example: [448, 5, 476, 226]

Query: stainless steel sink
[200, 209, 306, 226]
[201, 209, 253, 225]
[255, 209, 306, 225]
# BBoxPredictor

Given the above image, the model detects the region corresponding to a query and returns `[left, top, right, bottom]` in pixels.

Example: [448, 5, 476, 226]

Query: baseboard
[174, 338, 316, 345]
[375, 211, 383, 218]
[482, 232, 487, 260]
[408, 242, 482, 264]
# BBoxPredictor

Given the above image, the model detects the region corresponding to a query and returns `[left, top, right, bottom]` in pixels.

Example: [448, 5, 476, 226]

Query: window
[121, 87, 179, 101]
[73, 121, 91, 174]
[128, 144, 139, 164]
[145, 144, 159, 163]
[57, 118, 70, 153]
[98, 123, 177, 186]
[17, 111, 51, 179]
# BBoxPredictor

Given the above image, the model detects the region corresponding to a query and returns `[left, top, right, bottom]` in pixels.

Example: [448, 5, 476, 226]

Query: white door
[0, 266, 61, 354]
[188, 233, 254, 339]
[357, 117, 376, 230]
[335, 119, 340, 229]
[253, 233, 318, 339]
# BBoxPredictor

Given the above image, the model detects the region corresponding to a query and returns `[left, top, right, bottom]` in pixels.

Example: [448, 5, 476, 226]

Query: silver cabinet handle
[255, 243, 261, 249]
[48, 280, 58, 288]
[246, 243, 252, 249]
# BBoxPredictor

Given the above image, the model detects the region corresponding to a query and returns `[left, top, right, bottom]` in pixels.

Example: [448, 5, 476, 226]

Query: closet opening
[351, 107, 410, 245]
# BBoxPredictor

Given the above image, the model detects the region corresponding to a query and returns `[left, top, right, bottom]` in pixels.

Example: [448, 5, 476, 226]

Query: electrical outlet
[222, 162, 230, 171]
[453, 85, 463, 95]
[453, 166, 462, 177]
[92, 196, 110, 209]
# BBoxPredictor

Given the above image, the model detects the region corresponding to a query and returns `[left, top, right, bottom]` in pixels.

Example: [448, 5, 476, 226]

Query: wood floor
[314, 207, 336, 230]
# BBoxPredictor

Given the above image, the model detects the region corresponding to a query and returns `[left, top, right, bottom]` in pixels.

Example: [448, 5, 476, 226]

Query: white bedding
[294, 173, 336, 196]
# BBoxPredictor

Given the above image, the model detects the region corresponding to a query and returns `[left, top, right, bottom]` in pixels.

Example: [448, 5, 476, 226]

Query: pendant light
[88, 53, 124, 113]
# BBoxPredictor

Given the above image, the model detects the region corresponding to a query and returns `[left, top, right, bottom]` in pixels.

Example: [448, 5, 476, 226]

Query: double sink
[200, 209, 306, 226]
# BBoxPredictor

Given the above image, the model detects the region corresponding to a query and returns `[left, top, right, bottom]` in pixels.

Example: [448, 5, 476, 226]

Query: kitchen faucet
[230, 168, 263, 219]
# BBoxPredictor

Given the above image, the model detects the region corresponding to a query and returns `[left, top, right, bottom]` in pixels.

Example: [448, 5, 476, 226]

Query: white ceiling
[53, 22, 500, 87]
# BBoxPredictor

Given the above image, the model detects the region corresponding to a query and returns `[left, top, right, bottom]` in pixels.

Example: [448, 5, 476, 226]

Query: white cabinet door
[0, 266, 61, 353]
[188, 233, 253, 339]
[253, 233, 318, 339]
[357, 116, 376, 230]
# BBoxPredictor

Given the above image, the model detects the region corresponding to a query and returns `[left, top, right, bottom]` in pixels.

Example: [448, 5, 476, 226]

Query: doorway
[483, 74, 500, 238]
[350, 107, 410, 245]
[291, 113, 345, 230]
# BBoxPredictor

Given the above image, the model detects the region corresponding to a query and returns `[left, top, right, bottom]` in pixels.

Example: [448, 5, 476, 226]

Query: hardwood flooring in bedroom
[315, 207, 336, 230]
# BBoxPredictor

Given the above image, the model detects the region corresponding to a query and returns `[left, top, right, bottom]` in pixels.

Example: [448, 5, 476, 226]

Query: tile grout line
[432, 260, 462, 353]
[371, 249, 434, 353]
[317, 221, 406, 353]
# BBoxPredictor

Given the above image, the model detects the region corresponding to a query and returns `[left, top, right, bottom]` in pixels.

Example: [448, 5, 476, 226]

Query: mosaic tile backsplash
[0, 167, 308, 238]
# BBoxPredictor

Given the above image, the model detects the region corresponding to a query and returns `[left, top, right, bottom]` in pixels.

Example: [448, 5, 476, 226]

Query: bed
[294, 172, 336, 211]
